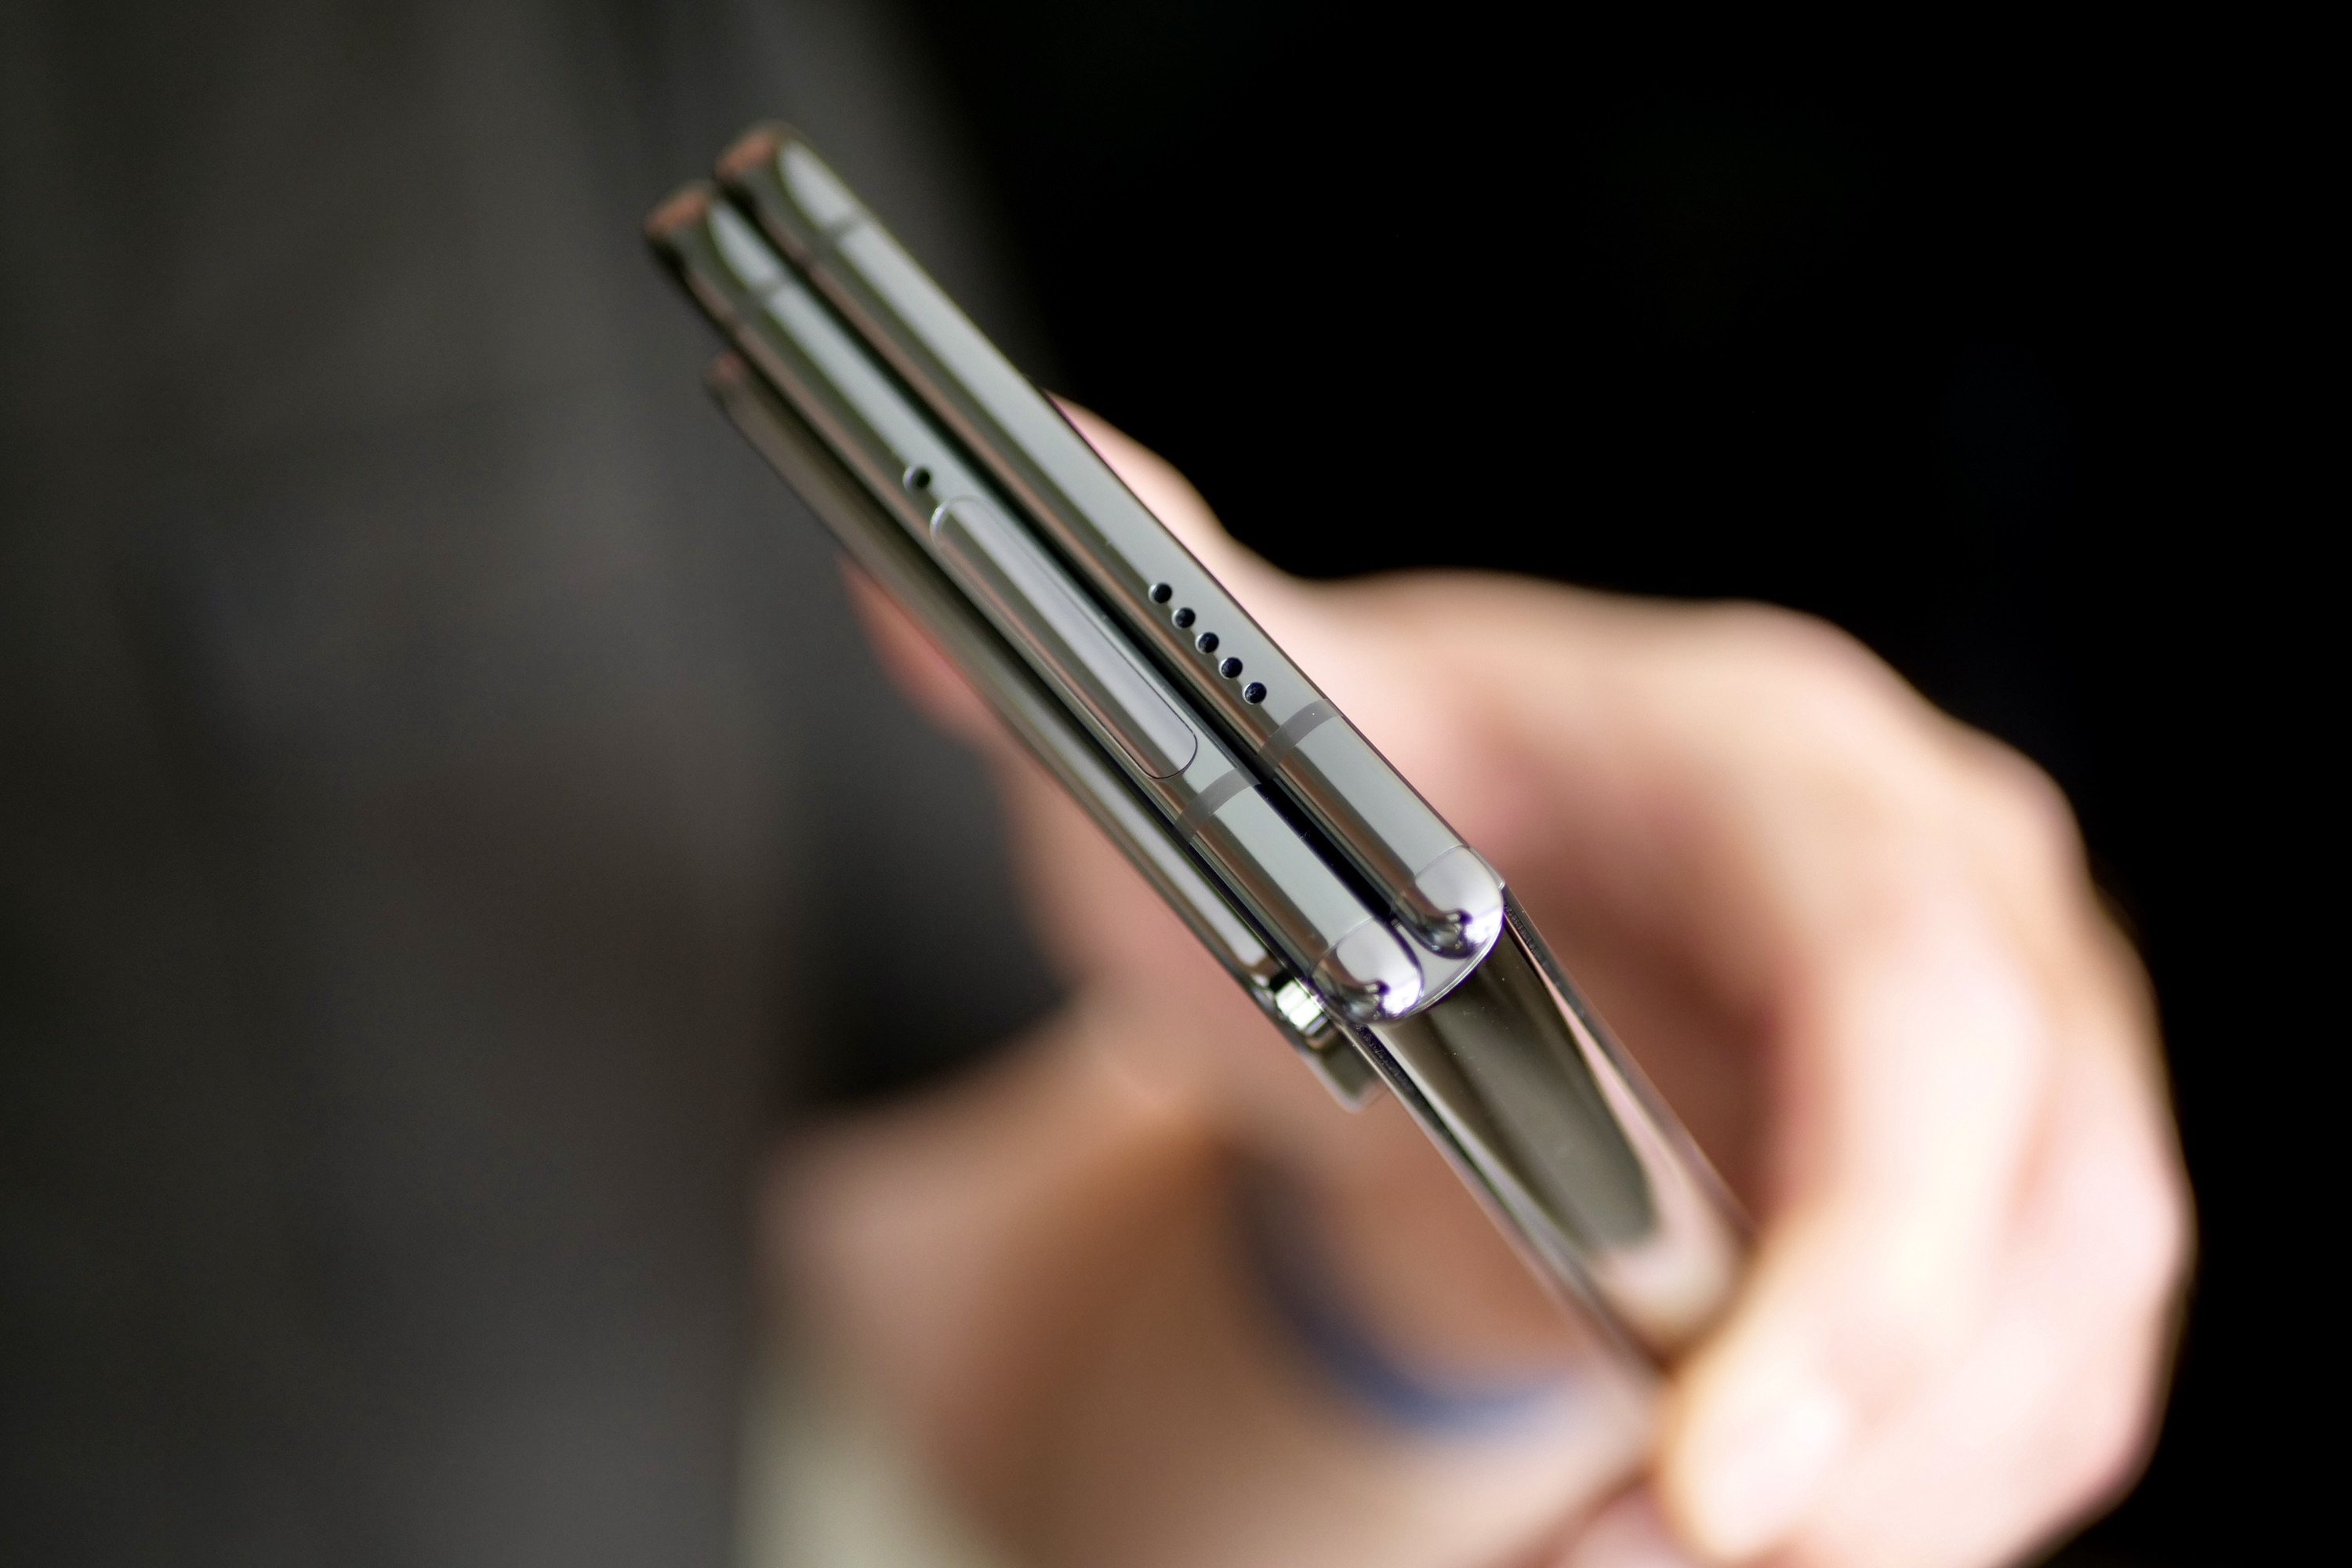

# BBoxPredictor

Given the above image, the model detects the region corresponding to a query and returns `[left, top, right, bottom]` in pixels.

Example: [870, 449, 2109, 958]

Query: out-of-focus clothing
[0, 4, 1057, 1563]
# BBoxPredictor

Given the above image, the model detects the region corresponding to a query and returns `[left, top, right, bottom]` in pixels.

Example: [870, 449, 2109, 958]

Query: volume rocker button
[931, 496, 1199, 780]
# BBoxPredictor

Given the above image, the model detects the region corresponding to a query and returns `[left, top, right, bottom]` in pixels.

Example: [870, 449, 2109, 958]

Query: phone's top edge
[717, 124, 868, 258]
[643, 179, 716, 241]
[716, 122, 802, 183]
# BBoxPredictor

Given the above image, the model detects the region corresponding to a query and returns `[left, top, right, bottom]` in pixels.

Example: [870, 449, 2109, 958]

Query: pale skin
[776, 409, 2192, 1567]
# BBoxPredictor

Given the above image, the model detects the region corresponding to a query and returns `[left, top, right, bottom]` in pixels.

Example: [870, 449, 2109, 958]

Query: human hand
[838, 408, 2190, 1567]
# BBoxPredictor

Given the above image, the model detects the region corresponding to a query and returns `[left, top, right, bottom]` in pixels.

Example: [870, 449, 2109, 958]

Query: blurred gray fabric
[0, 2, 1059, 1563]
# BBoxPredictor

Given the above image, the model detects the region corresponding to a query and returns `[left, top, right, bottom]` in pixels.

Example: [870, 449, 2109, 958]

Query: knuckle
[1966, 738, 2085, 877]
[1714, 604, 1894, 698]
[1699, 606, 1922, 750]
[1696, 607, 2097, 880]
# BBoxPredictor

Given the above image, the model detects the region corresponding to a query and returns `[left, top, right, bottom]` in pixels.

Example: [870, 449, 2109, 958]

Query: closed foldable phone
[648, 125, 1743, 1374]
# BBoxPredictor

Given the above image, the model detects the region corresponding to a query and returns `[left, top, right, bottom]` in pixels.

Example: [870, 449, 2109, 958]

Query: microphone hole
[1173, 607, 1196, 628]
[1243, 681, 1267, 703]
[1218, 657, 1243, 679]
[1149, 582, 1173, 603]
[1195, 632, 1219, 653]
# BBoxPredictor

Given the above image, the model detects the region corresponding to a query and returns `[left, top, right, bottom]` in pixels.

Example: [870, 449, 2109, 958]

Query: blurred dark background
[885, 4, 2312, 1562]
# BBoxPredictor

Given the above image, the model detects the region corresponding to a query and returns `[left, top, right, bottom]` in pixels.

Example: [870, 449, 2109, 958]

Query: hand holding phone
[841, 439, 2189, 1566]
[653, 127, 2188, 1568]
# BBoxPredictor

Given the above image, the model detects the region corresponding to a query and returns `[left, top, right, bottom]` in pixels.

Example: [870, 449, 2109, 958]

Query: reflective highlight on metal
[931, 495, 1198, 780]
[649, 134, 1747, 1360]
[1363, 898, 1741, 1350]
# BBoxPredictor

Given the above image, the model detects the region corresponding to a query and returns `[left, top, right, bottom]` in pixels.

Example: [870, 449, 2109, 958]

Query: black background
[897, 5, 2318, 1561]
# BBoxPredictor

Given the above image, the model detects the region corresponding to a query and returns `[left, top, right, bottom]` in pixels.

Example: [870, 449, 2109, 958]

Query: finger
[1786, 964, 2190, 1567]
[1541, 633, 2071, 1558]
[1645, 667, 2187, 1563]
[1054, 401, 1247, 573]
[1657, 895, 2052, 1558]
[838, 561, 1006, 747]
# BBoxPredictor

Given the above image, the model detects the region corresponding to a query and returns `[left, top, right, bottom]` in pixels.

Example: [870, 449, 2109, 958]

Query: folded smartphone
[648, 125, 1741, 1365]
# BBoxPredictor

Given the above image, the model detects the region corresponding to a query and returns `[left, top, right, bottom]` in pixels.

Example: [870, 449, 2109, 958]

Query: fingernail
[1679, 1383, 1849, 1559]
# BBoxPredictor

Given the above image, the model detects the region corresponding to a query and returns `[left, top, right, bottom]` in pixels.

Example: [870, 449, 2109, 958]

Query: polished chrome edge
[1345, 900, 1748, 1360]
